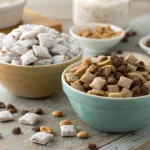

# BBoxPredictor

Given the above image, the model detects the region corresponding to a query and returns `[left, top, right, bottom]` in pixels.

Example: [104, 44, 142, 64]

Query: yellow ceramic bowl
[0, 51, 82, 98]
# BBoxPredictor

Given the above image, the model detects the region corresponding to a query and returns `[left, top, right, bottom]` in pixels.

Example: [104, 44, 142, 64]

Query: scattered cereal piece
[76, 131, 88, 139]
[59, 120, 72, 126]
[121, 88, 133, 98]
[19, 113, 41, 125]
[52, 110, 63, 117]
[0, 102, 5, 108]
[40, 126, 53, 134]
[30, 132, 54, 145]
[0, 111, 14, 122]
[118, 76, 133, 89]
[60, 125, 76, 137]
[12, 127, 21, 134]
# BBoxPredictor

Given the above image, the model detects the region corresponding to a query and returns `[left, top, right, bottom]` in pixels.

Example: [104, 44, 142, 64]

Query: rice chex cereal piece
[118, 76, 133, 89]
[33, 45, 51, 59]
[21, 50, 37, 65]
[0, 111, 14, 122]
[19, 113, 41, 125]
[51, 44, 69, 55]
[121, 88, 133, 98]
[107, 85, 119, 93]
[30, 132, 54, 145]
[60, 125, 76, 137]
[33, 59, 52, 66]
[52, 55, 69, 64]
[20, 31, 37, 40]
[65, 73, 79, 83]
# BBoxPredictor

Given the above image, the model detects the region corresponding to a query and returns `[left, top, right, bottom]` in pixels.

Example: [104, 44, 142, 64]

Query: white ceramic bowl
[0, 0, 27, 29]
[69, 23, 125, 56]
[139, 35, 150, 55]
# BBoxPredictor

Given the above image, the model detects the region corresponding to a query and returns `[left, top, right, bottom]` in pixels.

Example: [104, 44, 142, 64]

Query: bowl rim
[0, 50, 83, 68]
[62, 58, 150, 101]
[139, 35, 150, 54]
[0, 0, 27, 10]
[69, 23, 125, 42]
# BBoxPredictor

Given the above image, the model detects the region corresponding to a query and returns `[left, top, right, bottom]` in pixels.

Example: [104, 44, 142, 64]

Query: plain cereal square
[118, 76, 133, 89]
[121, 88, 133, 98]
[107, 85, 119, 93]
[80, 72, 95, 84]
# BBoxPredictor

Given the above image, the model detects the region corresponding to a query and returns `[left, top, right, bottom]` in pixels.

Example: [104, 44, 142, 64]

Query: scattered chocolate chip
[122, 37, 128, 42]
[0, 102, 5, 108]
[116, 50, 123, 54]
[141, 86, 148, 95]
[146, 39, 150, 48]
[21, 110, 29, 115]
[33, 108, 43, 114]
[132, 78, 142, 87]
[132, 86, 141, 94]
[32, 126, 40, 132]
[6, 104, 17, 113]
[132, 31, 137, 36]
[115, 72, 123, 80]
[104, 68, 112, 77]
[117, 65, 127, 73]
[107, 77, 118, 85]
[88, 143, 97, 150]
[12, 127, 21, 134]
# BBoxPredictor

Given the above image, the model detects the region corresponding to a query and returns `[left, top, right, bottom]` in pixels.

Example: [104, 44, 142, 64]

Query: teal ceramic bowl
[62, 60, 150, 133]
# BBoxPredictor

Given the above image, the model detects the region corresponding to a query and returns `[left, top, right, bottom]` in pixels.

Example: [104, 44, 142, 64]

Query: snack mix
[75, 26, 122, 39]
[0, 24, 81, 66]
[65, 54, 150, 98]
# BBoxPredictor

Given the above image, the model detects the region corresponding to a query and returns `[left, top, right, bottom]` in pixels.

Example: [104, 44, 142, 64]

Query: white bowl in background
[0, 0, 27, 29]
[139, 35, 150, 55]
[69, 23, 125, 56]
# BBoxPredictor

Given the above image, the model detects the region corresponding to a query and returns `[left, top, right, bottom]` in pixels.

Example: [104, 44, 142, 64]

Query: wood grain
[0, 8, 62, 34]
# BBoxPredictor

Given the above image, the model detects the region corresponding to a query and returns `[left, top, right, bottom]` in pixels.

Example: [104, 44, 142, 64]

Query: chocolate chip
[0, 102, 5, 108]
[133, 93, 143, 97]
[132, 78, 142, 87]
[104, 68, 112, 77]
[21, 110, 29, 115]
[33, 108, 43, 114]
[122, 37, 128, 42]
[104, 53, 111, 56]
[107, 77, 118, 85]
[6, 104, 17, 113]
[94, 71, 101, 77]
[12, 127, 21, 134]
[141, 86, 148, 95]
[32, 126, 40, 132]
[132, 31, 137, 36]
[132, 86, 141, 94]
[117, 65, 127, 73]
[88, 143, 97, 150]
[115, 72, 122, 80]
[146, 39, 150, 48]
[116, 50, 123, 54]
[136, 61, 145, 71]
[112, 58, 121, 67]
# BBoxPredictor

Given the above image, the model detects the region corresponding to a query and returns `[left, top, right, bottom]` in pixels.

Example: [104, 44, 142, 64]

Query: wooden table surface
[0, 0, 150, 150]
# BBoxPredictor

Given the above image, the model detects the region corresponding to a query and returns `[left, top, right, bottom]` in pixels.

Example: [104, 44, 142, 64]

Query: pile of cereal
[75, 26, 122, 39]
[65, 54, 150, 98]
[0, 24, 81, 66]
